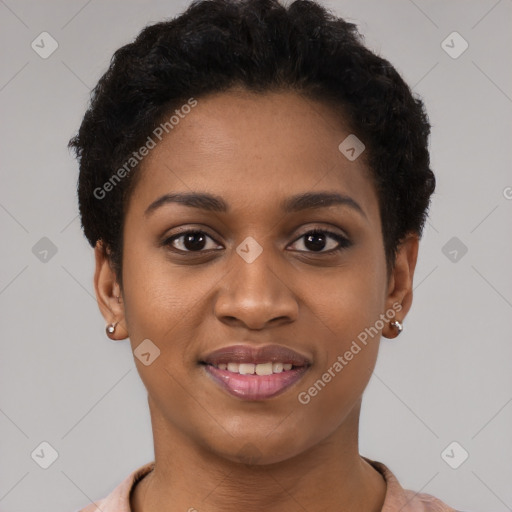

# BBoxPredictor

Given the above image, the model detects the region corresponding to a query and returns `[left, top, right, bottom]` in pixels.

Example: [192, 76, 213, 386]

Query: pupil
[305, 232, 326, 251]
[184, 232, 206, 251]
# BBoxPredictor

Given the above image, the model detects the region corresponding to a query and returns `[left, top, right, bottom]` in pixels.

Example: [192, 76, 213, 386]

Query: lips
[200, 344, 312, 400]
[200, 344, 312, 367]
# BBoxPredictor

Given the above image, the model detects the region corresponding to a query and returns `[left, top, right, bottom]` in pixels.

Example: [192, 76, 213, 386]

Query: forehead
[126, 89, 380, 223]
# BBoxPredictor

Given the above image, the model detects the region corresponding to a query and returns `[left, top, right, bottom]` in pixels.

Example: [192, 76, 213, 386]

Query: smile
[202, 362, 309, 400]
[211, 361, 294, 374]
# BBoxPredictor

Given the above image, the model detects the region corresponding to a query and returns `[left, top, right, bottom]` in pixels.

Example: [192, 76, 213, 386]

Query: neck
[131, 399, 386, 512]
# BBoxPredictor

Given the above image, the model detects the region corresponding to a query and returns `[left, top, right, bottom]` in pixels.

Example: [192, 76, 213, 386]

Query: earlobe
[382, 233, 419, 339]
[93, 240, 128, 340]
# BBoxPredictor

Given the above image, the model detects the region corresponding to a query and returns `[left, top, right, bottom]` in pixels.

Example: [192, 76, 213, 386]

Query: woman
[69, 0, 457, 510]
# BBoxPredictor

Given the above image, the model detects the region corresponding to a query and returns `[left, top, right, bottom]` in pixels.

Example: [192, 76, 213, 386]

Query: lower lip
[203, 364, 309, 400]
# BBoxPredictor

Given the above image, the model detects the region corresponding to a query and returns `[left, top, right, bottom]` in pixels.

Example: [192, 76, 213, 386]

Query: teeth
[213, 362, 297, 374]
[239, 363, 255, 375]
[256, 362, 273, 375]
[273, 362, 283, 373]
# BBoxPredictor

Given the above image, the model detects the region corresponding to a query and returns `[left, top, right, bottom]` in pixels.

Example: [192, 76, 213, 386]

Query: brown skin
[94, 89, 419, 512]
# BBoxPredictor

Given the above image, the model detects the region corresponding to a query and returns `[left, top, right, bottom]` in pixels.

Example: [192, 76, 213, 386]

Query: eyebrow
[144, 191, 367, 219]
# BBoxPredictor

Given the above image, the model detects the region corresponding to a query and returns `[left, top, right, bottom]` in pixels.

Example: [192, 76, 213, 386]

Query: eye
[163, 228, 351, 255]
[289, 229, 351, 254]
[164, 230, 222, 253]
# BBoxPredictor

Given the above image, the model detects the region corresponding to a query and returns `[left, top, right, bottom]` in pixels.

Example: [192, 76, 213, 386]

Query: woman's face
[95, 89, 418, 464]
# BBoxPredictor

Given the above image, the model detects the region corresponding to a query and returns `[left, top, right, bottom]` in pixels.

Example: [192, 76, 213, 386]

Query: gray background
[1, 1, 511, 511]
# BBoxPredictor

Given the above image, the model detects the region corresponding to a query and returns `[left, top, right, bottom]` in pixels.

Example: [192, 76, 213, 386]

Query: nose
[213, 248, 299, 330]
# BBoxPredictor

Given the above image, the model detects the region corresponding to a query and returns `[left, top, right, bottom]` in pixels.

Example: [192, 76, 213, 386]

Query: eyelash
[163, 228, 351, 255]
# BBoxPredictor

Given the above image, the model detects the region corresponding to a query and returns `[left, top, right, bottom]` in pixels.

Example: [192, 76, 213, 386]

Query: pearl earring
[390, 320, 403, 335]
[106, 321, 118, 335]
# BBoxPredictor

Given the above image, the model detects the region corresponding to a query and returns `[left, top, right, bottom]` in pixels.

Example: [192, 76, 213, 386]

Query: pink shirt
[77, 458, 457, 512]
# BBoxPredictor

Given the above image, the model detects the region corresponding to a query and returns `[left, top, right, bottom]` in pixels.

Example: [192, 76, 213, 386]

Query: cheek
[292, 297, 381, 445]
[120, 237, 226, 365]
[304, 256, 387, 347]
[121, 243, 201, 338]
[292, 255, 386, 417]
[120, 249, 208, 430]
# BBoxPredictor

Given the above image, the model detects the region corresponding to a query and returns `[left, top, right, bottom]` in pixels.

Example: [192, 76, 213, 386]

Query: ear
[382, 232, 419, 339]
[93, 240, 128, 340]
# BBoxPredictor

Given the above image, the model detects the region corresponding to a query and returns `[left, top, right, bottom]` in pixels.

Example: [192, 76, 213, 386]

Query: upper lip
[201, 344, 312, 366]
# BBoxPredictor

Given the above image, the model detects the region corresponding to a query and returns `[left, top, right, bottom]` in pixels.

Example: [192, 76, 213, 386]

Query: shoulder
[363, 457, 459, 512]
[74, 461, 155, 512]
[402, 488, 459, 511]
[79, 497, 108, 512]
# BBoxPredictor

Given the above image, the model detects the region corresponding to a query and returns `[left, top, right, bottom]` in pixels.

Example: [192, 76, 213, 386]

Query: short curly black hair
[69, 0, 435, 289]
